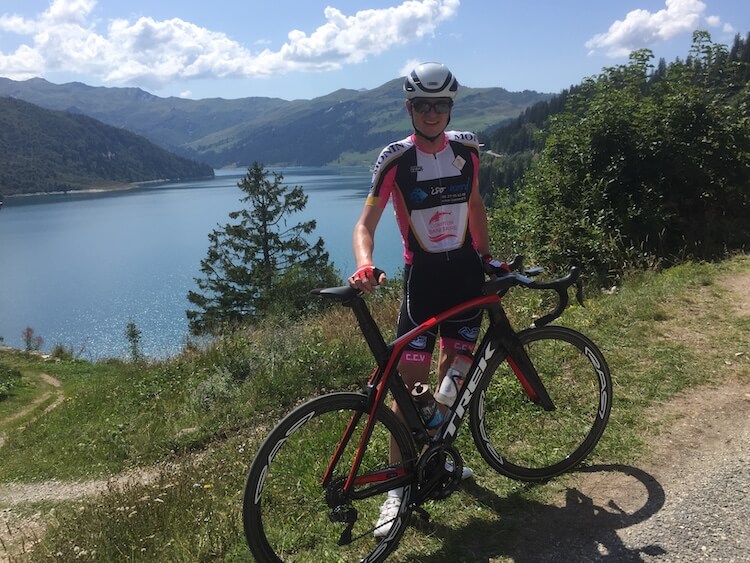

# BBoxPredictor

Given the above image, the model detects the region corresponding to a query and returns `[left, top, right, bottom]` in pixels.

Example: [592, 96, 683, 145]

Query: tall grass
[1, 256, 748, 561]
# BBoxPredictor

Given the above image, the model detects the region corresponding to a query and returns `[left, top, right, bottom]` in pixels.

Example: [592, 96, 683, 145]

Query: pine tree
[187, 162, 339, 334]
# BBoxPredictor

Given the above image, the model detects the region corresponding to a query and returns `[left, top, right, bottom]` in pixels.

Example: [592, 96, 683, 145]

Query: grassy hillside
[0, 256, 748, 561]
[0, 97, 214, 197]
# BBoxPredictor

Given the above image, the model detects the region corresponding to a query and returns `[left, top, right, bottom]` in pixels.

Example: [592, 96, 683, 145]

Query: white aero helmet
[403, 62, 459, 99]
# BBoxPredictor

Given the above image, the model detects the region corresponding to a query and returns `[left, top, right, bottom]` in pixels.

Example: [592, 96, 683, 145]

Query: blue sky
[0, 0, 747, 101]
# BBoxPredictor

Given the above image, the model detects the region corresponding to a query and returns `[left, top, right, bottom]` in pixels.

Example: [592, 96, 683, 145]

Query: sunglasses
[410, 99, 453, 114]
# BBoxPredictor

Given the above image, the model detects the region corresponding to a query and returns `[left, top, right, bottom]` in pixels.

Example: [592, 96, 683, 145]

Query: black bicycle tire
[470, 325, 612, 482]
[243, 392, 417, 562]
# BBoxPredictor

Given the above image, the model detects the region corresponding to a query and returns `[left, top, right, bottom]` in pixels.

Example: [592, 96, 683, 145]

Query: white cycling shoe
[373, 496, 402, 538]
[445, 460, 473, 480]
[373, 464, 473, 538]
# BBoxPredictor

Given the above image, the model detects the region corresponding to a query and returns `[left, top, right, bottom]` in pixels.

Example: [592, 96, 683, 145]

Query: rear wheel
[470, 325, 611, 481]
[243, 392, 417, 562]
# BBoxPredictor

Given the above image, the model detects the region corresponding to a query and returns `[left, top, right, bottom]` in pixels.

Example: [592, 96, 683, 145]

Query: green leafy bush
[0, 362, 22, 400]
[485, 32, 750, 287]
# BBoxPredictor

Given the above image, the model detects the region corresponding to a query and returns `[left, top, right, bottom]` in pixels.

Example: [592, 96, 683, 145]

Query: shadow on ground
[403, 464, 668, 562]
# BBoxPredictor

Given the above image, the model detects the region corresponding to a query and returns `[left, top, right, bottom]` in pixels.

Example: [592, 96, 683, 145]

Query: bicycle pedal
[413, 506, 430, 521]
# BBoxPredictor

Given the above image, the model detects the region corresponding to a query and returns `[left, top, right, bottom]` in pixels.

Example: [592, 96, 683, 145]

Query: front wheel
[243, 392, 417, 562]
[470, 325, 612, 481]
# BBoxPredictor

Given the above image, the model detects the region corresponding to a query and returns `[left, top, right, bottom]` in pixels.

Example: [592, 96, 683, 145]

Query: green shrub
[0, 362, 22, 400]
[50, 343, 75, 360]
[190, 366, 236, 411]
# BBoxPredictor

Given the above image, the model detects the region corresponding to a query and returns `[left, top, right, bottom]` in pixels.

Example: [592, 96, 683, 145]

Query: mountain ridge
[0, 77, 552, 169]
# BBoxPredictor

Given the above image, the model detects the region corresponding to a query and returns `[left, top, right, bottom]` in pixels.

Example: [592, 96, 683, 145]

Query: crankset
[416, 445, 463, 501]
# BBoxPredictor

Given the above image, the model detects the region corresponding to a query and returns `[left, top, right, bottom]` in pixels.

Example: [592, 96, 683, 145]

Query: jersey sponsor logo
[427, 210, 457, 243]
[453, 155, 466, 170]
[428, 182, 470, 200]
[447, 181, 470, 195]
[451, 132, 478, 143]
[430, 234, 456, 243]
[429, 210, 452, 224]
[375, 141, 407, 168]
[411, 202, 467, 252]
[410, 188, 429, 203]
[458, 326, 480, 341]
[410, 165, 423, 173]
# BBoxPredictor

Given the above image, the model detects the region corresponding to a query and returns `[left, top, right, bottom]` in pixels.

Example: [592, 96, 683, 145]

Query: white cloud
[0, 44, 46, 79]
[0, 0, 460, 87]
[585, 0, 707, 57]
[399, 58, 422, 78]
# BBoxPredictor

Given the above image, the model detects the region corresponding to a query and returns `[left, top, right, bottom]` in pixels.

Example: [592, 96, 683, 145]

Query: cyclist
[348, 61, 505, 537]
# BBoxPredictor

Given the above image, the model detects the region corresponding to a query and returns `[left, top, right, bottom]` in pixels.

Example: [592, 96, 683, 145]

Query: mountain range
[0, 77, 551, 170]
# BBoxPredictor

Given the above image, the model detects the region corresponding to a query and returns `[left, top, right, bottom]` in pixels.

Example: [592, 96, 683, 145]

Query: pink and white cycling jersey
[366, 131, 480, 264]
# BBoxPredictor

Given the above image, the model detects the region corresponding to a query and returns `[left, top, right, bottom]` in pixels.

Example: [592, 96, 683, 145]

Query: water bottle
[411, 383, 443, 428]
[435, 351, 473, 407]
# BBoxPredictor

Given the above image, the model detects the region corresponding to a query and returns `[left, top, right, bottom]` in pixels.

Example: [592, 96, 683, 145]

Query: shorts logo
[410, 335, 428, 349]
[458, 327, 480, 341]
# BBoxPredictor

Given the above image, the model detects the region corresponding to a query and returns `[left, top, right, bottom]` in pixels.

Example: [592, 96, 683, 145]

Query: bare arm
[350, 204, 387, 291]
[468, 179, 491, 258]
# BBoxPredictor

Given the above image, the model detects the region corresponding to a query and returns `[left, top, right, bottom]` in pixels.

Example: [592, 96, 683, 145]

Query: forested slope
[0, 97, 213, 197]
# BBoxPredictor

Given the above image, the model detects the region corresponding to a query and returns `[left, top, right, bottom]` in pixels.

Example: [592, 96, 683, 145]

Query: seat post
[347, 296, 390, 367]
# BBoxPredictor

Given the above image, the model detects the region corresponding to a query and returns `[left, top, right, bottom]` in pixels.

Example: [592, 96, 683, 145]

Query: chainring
[416, 445, 463, 500]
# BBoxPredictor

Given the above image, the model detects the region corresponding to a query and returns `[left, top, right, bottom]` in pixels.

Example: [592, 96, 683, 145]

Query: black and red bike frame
[315, 277, 563, 500]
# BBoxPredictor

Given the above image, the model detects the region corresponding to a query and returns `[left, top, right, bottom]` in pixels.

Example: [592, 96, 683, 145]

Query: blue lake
[0, 167, 401, 359]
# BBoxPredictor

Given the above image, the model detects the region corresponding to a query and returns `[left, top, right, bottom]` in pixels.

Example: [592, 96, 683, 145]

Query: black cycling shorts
[396, 249, 484, 365]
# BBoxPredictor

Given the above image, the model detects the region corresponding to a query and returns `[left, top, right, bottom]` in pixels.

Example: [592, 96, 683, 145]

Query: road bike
[242, 257, 612, 562]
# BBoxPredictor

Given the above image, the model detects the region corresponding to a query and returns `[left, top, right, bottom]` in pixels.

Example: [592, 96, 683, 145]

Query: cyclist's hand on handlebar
[348, 264, 386, 293]
[482, 255, 511, 277]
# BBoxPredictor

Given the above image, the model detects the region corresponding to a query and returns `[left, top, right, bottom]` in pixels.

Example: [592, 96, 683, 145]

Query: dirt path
[496, 269, 750, 562]
[0, 373, 66, 559]
[0, 373, 63, 449]
[496, 376, 750, 562]
[0, 368, 191, 560]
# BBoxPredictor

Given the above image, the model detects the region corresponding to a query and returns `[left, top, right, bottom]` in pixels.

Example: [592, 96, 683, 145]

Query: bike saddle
[311, 285, 361, 301]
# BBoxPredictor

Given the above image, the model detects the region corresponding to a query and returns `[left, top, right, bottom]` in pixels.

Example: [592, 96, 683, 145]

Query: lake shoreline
[1, 164, 373, 201]
[2, 174, 218, 201]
